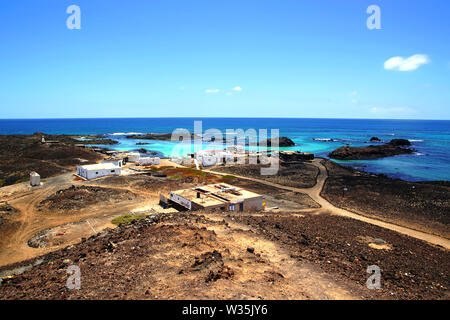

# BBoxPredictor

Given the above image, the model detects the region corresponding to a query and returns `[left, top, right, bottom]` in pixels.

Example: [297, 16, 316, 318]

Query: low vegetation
[219, 175, 236, 182]
[111, 213, 146, 226]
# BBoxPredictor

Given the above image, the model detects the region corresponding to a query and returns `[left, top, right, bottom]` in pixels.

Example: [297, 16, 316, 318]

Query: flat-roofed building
[76, 163, 121, 180]
[127, 152, 140, 163]
[194, 150, 235, 167]
[102, 158, 124, 167]
[161, 183, 264, 212]
[138, 157, 160, 166]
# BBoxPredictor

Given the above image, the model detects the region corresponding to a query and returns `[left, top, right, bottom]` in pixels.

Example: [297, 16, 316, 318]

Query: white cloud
[205, 89, 220, 94]
[348, 91, 358, 103]
[370, 106, 417, 116]
[384, 54, 430, 71]
[232, 86, 243, 92]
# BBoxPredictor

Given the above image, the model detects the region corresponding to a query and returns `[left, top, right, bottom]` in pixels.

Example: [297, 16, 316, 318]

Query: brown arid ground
[0, 162, 254, 267]
[0, 133, 107, 187]
[206, 159, 450, 249]
[0, 156, 448, 299]
[321, 159, 450, 239]
[0, 211, 448, 300]
[213, 161, 319, 188]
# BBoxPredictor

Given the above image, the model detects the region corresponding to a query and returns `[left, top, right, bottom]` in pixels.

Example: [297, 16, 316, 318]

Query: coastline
[0, 117, 449, 181]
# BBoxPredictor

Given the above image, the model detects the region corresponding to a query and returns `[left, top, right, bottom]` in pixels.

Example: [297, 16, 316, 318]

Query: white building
[217, 151, 234, 164]
[201, 155, 217, 167]
[194, 150, 234, 167]
[76, 163, 121, 180]
[30, 172, 40, 186]
[102, 159, 123, 167]
[127, 153, 140, 163]
[226, 145, 245, 153]
[138, 157, 161, 166]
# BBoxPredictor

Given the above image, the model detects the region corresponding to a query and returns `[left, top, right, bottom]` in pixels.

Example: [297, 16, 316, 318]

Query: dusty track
[0, 173, 155, 267]
[201, 213, 359, 299]
[206, 160, 450, 249]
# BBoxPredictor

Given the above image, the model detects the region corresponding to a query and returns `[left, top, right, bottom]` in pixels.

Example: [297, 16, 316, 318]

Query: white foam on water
[108, 132, 144, 136]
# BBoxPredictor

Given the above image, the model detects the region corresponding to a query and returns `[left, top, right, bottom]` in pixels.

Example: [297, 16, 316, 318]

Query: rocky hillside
[0, 133, 103, 187]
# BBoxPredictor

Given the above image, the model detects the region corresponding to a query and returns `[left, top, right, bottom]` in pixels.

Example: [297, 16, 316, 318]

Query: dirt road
[0, 173, 154, 267]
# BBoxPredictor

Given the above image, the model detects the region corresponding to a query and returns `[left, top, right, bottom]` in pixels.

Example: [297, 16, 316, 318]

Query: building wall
[77, 166, 121, 180]
[170, 193, 192, 210]
[243, 196, 264, 211]
[139, 157, 160, 165]
[30, 174, 40, 186]
[102, 160, 123, 167]
[128, 154, 140, 163]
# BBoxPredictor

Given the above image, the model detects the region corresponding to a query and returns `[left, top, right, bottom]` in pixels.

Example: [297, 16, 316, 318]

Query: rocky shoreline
[248, 137, 295, 147]
[321, 159, 450, 238]
[126, 133, 296, 147]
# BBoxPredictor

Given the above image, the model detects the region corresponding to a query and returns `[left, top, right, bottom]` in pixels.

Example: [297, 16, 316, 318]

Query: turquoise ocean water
[0, 118, 449, 182]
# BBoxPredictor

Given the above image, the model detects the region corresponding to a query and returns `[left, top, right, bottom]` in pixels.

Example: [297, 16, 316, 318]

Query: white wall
[30, 174, 40, 186]
[77, 166, 121, 180]
[102, 160, 123, 167]
[128, 153, 140, 163]
[170, 193, 192, 210]
[139, 157, 160, 165]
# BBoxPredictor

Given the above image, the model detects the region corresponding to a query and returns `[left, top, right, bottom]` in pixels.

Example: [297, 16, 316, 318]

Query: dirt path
[0, 173, 156, 267]
[206, 160, 450, 250]
[198, 214, 360, 299]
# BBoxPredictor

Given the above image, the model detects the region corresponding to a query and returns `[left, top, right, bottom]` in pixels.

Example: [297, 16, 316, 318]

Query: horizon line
[1, 116, 449, 121]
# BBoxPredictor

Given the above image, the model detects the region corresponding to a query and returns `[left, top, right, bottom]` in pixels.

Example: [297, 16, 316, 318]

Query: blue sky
[0, 0, 449, 119]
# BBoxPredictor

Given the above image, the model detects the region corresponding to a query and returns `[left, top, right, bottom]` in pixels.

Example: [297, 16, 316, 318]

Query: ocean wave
[409, 139, 424, 142]
[415, 152, 426, 156]
[108, 132, 144, 136]
[313, 138, 335, 142]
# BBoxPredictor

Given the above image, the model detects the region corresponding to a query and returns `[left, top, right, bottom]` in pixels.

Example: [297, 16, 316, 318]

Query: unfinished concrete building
[160, 183, 263, 212]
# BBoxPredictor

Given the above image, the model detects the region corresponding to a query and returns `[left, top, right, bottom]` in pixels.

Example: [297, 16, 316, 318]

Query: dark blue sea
[1, 118, 449, 182]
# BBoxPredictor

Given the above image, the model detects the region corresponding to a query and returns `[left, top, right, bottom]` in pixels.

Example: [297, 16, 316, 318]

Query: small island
[248, 137, 295, 147]
[127, 133, 174, 140]
[127, 133, 295, 147]
[329, 139, 414, 160]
